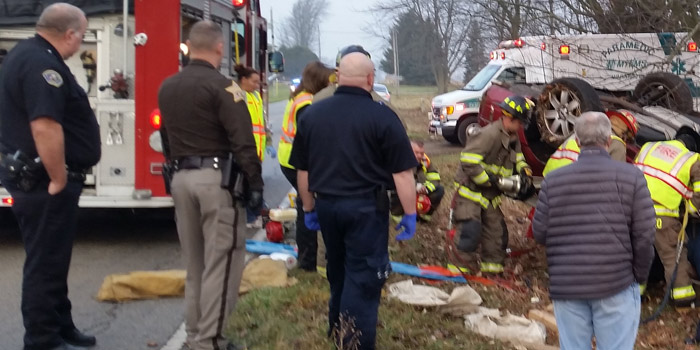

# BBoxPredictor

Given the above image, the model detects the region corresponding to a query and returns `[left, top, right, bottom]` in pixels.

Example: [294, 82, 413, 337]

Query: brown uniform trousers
[171, 168, 246, 350]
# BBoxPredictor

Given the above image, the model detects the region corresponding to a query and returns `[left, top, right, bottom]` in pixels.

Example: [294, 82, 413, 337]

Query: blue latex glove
[266, 145, 277, 158]
[395, 213, 417, 241]
[304, 210, 321, 231]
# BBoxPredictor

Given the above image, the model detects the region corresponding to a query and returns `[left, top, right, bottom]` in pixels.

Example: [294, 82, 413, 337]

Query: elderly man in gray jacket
[533, 111, 656, 350]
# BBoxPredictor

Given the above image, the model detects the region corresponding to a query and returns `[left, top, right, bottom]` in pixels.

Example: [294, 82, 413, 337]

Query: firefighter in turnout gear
[543, 109, 638, 176]
[635, 133, 700, 307]
[391, 140, 444, 222]
[449, 95, 533, 275]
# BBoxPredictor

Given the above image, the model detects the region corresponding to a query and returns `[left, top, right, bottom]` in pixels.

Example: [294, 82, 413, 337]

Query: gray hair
[575, 111, 611, 147]
[188, 20, 223, 52]
[36, 3, 85, 34]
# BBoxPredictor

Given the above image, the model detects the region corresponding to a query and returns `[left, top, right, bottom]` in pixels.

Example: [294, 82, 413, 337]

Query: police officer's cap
[676, 132, 700, 153]
[499, 95, 533, 126]
[336, 45, 371, 67]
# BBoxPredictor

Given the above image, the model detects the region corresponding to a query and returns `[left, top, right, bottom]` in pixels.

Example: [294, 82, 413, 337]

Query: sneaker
[246, 216, 263, 229]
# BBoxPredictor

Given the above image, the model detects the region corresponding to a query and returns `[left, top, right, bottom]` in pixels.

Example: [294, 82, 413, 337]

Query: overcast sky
[260, 0, 389, 67]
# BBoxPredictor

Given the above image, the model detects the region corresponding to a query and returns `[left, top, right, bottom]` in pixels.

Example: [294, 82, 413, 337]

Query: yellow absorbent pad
[97, 258, 298, 302]
[96, 270, 186, 302]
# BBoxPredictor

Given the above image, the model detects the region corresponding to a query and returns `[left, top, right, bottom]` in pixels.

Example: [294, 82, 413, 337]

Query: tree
[279, 46, 319, 79]
[380, 11, 437, 86]
[281, 0, 329, 50]
[373, 0, 471, 93]
[463, 22, 487, 84]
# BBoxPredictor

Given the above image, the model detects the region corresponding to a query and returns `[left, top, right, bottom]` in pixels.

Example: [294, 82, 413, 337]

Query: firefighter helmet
[416, 194, 431, 215]
[265, 221, 284, 243]
[335, 45, 371, 67]
[499, 95, 532, 127]
[606, 109, 639, 142]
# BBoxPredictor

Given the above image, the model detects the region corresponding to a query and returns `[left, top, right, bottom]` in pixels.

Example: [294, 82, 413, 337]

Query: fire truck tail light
[689, 42, 698, 52]
[149, 109, 162, 129]
[232, 0, 246, 9]
[559, 45, 570, 55]
[2, 197, 13, 206]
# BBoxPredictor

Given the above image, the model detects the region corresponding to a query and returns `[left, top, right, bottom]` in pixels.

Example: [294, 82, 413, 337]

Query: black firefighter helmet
[499, 95, 533, 127]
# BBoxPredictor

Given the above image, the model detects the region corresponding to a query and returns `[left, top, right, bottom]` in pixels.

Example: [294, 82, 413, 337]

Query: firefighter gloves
[395, 213, 417, 241]
[266, 145, 277, 158]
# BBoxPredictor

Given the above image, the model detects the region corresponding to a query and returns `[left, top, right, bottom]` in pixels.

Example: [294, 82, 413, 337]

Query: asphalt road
[0, 100, 291, 350]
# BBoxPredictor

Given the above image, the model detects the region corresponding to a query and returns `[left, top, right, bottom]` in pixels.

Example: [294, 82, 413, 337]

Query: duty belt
[175, 156, 227, 170]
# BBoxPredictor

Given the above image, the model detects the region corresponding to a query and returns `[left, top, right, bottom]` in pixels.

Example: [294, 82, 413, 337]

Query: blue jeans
[553, 283, 640, 350]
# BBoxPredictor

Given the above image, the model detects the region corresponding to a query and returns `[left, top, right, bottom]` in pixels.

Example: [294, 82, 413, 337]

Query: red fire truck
[0, 0, 280, 208]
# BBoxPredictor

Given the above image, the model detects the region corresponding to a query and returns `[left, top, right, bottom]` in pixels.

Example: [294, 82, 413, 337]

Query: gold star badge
[225, 81, 245, 103]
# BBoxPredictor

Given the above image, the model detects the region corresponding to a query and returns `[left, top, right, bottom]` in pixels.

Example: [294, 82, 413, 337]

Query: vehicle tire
[443, 131, 460, 144]
[457, 115, 480, 147]
[536, 77, 603, 146]
[633, 72, 693, 113]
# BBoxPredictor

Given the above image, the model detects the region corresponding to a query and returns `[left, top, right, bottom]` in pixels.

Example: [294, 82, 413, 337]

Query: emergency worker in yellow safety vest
[635, 133, 700, 307]
[390, 140, 445, 222]
[449, 95, 534, 275]
[543, 109, 638, 176]
[278, 61, 334, 272]
[235, 64, 275, 228]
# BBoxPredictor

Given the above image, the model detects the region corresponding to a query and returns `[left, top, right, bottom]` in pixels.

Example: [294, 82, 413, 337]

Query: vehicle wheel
[633, 72, 693, 113]
[536, 77, 603, 146]
[443, 131, 460, 144]
[457, 115, 480, 146]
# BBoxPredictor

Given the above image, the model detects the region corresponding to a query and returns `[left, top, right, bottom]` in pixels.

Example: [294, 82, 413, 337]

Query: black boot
[60, 328, 96, 347]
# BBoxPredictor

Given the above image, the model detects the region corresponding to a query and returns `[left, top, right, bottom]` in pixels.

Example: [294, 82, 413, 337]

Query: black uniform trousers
[1, 172, 83, 350]
[281, 165, 318, 271]
[316, 193, 391, 350]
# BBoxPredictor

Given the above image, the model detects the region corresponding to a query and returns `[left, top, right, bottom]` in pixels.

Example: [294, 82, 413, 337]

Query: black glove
[246, 190, 263, 214]
[487, 173, 501, 187]
[517, 173, 536, 200]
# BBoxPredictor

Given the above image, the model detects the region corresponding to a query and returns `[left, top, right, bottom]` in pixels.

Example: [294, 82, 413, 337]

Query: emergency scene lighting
[689, 41, 698, 52]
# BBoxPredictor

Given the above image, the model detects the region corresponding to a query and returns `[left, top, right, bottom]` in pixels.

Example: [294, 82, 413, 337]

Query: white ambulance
[431, 33, 700, 145]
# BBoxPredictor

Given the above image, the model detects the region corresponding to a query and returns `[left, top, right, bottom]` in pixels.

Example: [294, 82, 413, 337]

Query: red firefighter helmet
[265, 221, 284, 243]
[605, 109, 639, 141]
[416, 194, 431, 215]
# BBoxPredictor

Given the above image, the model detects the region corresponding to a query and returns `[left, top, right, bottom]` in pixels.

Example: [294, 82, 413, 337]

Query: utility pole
[318, 25, 322, 60]
[392, 30, 400, 96]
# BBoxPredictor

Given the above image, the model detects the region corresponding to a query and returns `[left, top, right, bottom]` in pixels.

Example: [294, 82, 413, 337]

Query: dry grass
[228, 88, 700, 349]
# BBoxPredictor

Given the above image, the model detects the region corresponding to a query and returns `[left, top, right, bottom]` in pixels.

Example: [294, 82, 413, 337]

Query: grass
[267, 81, 292, 103]
[227, 270, 504, 350]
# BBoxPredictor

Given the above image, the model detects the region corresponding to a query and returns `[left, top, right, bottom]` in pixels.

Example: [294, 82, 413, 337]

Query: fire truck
[0, 0, 281, 208]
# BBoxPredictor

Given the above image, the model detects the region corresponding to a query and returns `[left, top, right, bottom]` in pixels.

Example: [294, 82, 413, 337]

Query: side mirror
[269, 51, 284, 73]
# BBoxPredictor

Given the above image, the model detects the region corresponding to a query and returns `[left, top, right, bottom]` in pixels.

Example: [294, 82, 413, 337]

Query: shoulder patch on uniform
[225, 81, 246, 103]
[42, 69, 63, 88]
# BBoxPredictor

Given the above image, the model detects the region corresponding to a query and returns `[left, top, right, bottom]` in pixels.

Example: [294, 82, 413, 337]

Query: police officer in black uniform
[158, 20, 262, 350]
[0, 3, 100, 350]
[290, 52, 417, 350]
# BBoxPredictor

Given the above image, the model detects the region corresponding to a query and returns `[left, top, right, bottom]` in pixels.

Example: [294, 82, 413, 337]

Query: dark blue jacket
[533, 147, 656, 300]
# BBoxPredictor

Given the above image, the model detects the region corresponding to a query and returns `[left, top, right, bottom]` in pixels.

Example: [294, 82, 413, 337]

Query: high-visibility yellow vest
[543, 135, 625, 177]
[246, 91, 266, 161]
[635, 140, 697, 217]
[278, 91, 313, 169]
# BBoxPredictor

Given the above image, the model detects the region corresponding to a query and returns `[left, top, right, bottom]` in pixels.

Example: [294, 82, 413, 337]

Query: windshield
[463, 64, 501, 91]
[373, 84, 388, 92]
